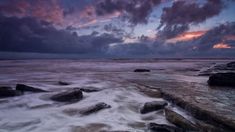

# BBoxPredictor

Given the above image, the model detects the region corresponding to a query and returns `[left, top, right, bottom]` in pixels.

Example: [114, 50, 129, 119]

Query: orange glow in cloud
[167, 31, 207, 43]
[213, 43, 232, 49]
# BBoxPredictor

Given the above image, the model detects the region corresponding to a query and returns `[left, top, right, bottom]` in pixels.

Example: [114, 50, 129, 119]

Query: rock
[79, 102, 111, 115]
[227, 61, 235, 68]
[134, 69, 150, 72]
[0, 86, 13, 90]
[16, 84, 48, 93]
[79, 87, 101, 93]
[0, 89, 21, 98]
[140, 101, 167, 114]
[196, 121, 223, 132]
[198, 61, 235, 76]
[208, 72, 235, 87]
[161, 91, 235, 131]
[58, 81, 70, 85]
[99, 130, 130, 132]
[164, 107, 198, 131]
[148, 123, 183, 132]
[50, 89, 83, 102]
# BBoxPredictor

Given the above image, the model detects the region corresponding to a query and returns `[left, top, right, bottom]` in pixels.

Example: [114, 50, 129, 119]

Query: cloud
[166, 31, 207, 43]
[193, 22, 235, 51]
[0, 15, 122, 55]
[95, 0, 161, 25]
[157, 0, 224, 39]
[107, 22, 235, 58]
[103, 23, 126, 36]
[0, 0, 64, 25]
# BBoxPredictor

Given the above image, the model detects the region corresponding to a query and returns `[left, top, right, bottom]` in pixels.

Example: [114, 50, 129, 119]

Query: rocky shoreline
[0, 60, 234, 131]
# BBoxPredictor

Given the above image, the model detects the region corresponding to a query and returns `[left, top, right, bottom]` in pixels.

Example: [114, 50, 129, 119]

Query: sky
[0, 0, 235, 58]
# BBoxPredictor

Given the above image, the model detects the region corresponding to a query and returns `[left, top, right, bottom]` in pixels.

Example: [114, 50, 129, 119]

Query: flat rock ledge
[148, 123, 183, 132]
[164, 107, 198, 131]
[161, 91, 235, 131]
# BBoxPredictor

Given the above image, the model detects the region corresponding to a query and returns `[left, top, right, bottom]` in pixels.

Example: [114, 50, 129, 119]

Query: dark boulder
[58, 81, 70, 86]
[79, 102, 111, 115]
[208, 72, 235, 87]
[134, 69, 150, 72]
[140, 101, 167, 114]
[50, 89, 83, 102]
[16, 84, 48, 93]
[227, 61, 235, 68]
[0, 89, 21, 98]
[148, 123, 184, 132]
[165, 107, 198, 131]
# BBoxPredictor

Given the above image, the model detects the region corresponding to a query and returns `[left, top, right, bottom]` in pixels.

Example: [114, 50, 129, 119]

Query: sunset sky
[0, 0, 235, 58]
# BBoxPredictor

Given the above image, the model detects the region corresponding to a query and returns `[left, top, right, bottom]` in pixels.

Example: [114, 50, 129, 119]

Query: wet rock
[196, 121, 223, 132]
[16, 84, 48, 93]
[164, 107, 198, 131]
[140, 101, 167, 114]
[148, 123, 183, 132]
[71, 123, 111, 132]
[0, 89, 21, 98]
[138, 86, 162, 98]
[161, 91, 235, 131]
[79, 87, 101, 93]
[199, 61, 235, 76]
[227, 61, 235, 68]
[58, 81, 70, 85]
[50, 89, 83, 102]
[134, 69, 150, 72]
[100, 130, 130, 132]
[79, 102, 111, 115]
[0, 86, 13, 90]
[208, 72, 235, 87]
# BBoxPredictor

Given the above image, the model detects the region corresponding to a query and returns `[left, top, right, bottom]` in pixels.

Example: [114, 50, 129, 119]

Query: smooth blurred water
[0, 59, 233, 132]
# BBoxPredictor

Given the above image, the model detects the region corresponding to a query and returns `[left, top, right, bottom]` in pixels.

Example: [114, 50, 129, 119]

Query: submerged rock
[208, 72, 235, 87]
[0, 89, 21, 98]
[63, 102, 111, 116]
[140, 101, 167, 114]
[164, 107, 198, 131]
[58, 81, 70, 86]
[148, 123, 183, 132]
[79, 87, 101, 93]
[79, 102, 111, 115]
[134, 69, 150, 72]
[16, 84, 48, 93]
[50, 89, 83, 102]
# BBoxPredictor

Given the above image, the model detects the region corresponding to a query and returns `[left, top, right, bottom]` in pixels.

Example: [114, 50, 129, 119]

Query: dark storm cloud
[192, 22, 235, 50]
[158, 0, 224, 39]
[107, 22, 235, 58]
[95, 0, 161, 25]
[104, 24, 126, 36]
[0, 15, 122, 54]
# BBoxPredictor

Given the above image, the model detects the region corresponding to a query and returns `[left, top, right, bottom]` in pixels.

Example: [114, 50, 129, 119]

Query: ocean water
[0, 59, 233, 132]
